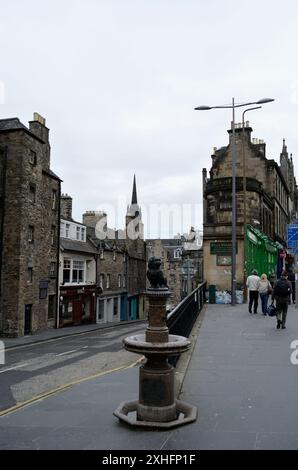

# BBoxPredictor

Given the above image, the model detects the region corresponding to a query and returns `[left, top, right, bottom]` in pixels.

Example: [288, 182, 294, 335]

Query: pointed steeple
[131, 174, 138, 204]
[126, 174, 144, 241]
[282, 138, 287, 155]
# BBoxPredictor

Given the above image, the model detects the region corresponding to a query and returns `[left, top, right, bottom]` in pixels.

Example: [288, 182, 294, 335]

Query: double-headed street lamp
[241, 106, 262, 302]
[195, 97, 274, 306]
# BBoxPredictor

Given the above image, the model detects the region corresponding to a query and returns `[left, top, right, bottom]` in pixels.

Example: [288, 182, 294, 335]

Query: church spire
[131, 174, 138, 204]
[282, 138, 287, 155]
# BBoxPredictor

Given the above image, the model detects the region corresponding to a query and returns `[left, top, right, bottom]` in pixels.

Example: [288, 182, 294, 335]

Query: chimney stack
[82, 210, 107, 229]
[61, 194, 73, 220]
[29, 112, 49, 143]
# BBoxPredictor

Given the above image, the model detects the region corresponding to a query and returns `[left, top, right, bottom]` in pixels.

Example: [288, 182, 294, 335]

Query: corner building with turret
[202, 122, 298, 292]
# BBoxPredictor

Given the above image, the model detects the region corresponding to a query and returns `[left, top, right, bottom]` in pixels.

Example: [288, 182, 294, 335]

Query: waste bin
[209, 285, 216, 304]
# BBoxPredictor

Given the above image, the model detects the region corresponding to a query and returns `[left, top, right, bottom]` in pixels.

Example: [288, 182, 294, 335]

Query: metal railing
[167, 281, 206, 365]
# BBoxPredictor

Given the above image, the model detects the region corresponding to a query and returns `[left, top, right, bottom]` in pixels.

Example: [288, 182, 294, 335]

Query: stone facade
[146, 239, 182, 309]
[146, 230, 203, 310]
[0, 115, 61, 337]
[82, 176, 147, 322]
[203, 122, 298, 290]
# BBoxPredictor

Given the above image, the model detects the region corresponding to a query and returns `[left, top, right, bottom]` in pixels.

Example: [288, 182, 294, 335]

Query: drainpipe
[56, 180, 61, 329]
[0, 146, 7, 298]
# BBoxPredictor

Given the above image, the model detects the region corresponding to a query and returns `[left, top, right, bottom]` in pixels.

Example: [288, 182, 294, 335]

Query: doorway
[24, 304, 32, 335]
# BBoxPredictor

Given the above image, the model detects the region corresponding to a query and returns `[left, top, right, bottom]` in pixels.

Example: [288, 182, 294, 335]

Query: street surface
[0, 323, 145, 412]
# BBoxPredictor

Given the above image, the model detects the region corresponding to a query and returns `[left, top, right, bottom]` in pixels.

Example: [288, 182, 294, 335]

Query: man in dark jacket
[272, 270, 292, 329]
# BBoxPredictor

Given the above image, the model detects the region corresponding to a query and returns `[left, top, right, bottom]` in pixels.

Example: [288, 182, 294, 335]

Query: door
[107, 298, 113, 322]
[72, 300, 82, 325]
[24, 304, 32, 335]
[97, 299, 105, 323]
[120, 295, 128, 321]
[129, 297, 138, 320]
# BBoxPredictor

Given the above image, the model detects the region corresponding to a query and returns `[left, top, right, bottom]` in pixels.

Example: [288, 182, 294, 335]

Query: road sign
[287, 224, 298, 253]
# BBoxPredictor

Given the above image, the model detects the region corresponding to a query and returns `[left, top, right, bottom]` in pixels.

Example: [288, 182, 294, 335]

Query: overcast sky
[1, 0, 298, 237]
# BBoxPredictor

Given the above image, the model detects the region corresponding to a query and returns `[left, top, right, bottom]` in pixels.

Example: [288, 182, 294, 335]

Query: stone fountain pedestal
[114, 286, 197, 429]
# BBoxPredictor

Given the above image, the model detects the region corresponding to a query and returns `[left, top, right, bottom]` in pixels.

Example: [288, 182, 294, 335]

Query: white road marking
[0, 363, 29, 374]
[55, 349, 78, 356]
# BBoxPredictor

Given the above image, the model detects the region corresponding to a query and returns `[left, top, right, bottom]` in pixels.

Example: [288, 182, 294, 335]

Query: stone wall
[97, 248, 127, 293]
[0, 127, 60, 337]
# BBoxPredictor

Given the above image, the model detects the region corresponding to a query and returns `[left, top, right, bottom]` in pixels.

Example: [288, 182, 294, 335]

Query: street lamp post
[195, 98, 274, 305]
[241, 106, 262, 303]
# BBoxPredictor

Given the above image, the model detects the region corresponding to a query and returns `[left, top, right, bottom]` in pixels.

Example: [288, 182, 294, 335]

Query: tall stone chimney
[29, 112, 49, 143]
[29, 112, 50, 169]
[61, 194, 73, 220]
[228, 121, 252, 145]
[82, 211, 107, 229]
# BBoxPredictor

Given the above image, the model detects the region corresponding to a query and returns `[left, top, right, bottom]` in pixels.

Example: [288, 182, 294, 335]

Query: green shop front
[246, 225, 281, 278]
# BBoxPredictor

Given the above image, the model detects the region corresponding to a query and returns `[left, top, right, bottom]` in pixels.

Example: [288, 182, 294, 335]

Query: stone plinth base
[137, 402, 177, 422]
[113, 399, 197, 429]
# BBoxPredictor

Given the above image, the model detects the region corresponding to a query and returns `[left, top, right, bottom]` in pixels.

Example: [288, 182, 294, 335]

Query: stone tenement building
[202, 121, 298, 291]
[146, 238, 183, 309]
[83, 175, 147, 322]
[147, 229, 203, 309]
[59, 195, 97, 327]
[0, 113, 61, 337]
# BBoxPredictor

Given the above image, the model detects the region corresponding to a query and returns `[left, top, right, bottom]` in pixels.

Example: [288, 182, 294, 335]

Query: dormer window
[76, 226, 80, 240]
[174, 249, 181, 259]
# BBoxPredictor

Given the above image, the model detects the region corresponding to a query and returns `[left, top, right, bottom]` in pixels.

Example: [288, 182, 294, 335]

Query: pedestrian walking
[269, 270, 276, 289]
[272, 270, 292, 329]
[258, 273, 272, 315]
[288, 270, 295, 304]
[246, 269, 260, 314]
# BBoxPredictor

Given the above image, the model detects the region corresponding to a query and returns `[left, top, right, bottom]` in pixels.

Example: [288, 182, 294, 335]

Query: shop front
[246, 225, 282, 279]
[59, 284, 96, 327]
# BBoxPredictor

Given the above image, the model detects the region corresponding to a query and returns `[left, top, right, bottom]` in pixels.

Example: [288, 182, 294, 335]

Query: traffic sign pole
[295, 254, 298, 310]
[287, 225, 298, 309]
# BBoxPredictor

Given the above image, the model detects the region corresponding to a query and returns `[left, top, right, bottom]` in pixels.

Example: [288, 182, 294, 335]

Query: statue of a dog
[147, 256, 168, 289]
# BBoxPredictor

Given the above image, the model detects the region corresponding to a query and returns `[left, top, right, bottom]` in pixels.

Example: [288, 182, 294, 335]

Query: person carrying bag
[258, 273, 271, 315]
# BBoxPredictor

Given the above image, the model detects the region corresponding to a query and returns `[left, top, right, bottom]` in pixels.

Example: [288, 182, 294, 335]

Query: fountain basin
[124, 334, 190, 356]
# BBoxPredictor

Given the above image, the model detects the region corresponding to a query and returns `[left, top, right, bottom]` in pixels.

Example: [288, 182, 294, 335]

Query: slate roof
[0, 117, 44, 143]
[43, 168, 62, 181]
[146, 238, 182, 247]
[0, 118, 28, 131]
[60, 238, 97, 255]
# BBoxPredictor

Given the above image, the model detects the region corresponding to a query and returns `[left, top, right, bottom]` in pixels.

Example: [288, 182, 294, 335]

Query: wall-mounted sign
[217, 255, 232, 266]
[210, 242, 237, 255]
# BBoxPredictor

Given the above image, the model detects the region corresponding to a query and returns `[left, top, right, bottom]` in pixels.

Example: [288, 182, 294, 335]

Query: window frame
[28, 225, 34, 243]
